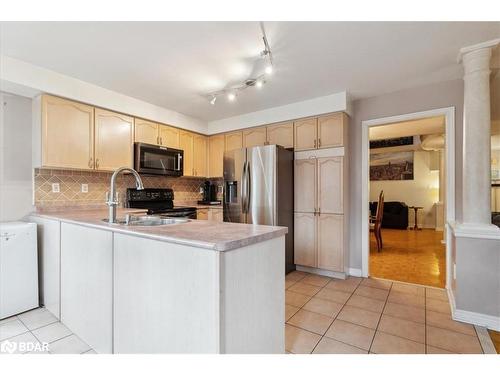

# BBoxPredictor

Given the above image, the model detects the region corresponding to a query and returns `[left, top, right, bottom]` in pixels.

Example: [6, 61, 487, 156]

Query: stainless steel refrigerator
[223, 144, 294, 273]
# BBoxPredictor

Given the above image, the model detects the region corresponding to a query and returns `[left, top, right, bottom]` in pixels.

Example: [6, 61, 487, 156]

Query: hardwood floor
[369, 228, 446, 288]
[488, 330, 500, 354]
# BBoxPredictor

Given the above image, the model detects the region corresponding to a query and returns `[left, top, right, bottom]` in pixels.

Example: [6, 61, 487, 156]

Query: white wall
[0, 56, 207, 134]
[207, 92, 348, 134]
[0, 92, 34, 221]
[369, 150, 440, 228]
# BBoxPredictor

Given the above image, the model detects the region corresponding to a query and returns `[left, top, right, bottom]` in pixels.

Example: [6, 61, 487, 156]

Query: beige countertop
[29, 208, 287, 252]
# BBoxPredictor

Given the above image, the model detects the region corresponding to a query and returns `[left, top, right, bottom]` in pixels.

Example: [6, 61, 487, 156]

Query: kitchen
[1, 17, 500, 363]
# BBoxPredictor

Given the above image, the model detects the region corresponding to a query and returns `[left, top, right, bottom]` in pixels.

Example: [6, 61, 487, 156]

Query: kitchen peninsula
[28, 208, 287, 354]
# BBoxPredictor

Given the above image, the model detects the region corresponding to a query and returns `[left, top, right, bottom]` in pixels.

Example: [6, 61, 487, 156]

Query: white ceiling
[1, 22, 499, 122]
[369, 116, 445, 140]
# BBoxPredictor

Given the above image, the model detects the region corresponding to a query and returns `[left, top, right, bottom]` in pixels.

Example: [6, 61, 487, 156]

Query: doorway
[361, 107, 455, 289]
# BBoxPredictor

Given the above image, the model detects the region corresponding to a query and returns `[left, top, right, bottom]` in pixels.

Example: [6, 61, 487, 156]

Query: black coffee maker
[199, 181, 219, 204]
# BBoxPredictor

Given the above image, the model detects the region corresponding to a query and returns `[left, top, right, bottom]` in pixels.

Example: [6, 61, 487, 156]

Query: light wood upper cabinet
[318, 113, 345, 148]
[294, 159, 317, 213]
[243, 127, 267, 148]
[159, 125, 180, 149]
[179, 131, 194, 176]
[294, 118, 317, 150]
[193, 135, 208, 177]
[318, 157, 343, 214]
[294, 213, 316, 268]
[225, 131, 243, 152]
[208, 134, 225, 177]
[135, 118, 159, 145]
[317, 214, 343, 272]
[41, 95, 94, 169]
[266, 122, 293, 148]
[94, 109, 134, 171]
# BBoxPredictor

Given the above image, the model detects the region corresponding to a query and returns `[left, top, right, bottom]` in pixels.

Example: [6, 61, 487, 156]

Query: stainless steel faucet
[106, 167, 144, 224]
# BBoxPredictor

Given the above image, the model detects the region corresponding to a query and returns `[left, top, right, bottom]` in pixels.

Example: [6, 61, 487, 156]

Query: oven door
[135, 143, 183, 176]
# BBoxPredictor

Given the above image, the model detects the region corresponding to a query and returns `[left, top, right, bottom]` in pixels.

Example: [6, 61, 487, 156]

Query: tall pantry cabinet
[293, 113, 349, 276]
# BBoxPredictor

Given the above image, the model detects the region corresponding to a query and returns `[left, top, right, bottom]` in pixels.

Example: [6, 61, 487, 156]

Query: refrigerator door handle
[246, 161, 251, 214]
[241, 161, 248, 213]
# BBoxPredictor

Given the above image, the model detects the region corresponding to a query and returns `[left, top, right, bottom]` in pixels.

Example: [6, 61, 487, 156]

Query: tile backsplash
[34, 168, 223, 208]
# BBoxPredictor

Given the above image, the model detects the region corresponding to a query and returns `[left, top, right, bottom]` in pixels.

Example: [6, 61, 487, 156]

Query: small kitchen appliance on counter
[126, 188, 197, 219]
[198, 181, 221, 205]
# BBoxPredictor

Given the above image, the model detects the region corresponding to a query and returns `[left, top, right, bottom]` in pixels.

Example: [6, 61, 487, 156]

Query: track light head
[210, 95, 217, 105]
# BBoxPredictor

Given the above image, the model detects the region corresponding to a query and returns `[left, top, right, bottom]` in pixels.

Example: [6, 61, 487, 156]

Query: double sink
[103, 215, 190, 226]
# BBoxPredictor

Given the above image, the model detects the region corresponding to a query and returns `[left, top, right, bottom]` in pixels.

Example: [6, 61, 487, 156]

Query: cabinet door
[294, 213, 316, 267]
[193, 135, 208, 177]
[179, 131, 194, 176]
[294, 159, 317, 213]
[209, 209, 223, 222]
[317, 214, 343, 272]
[61, 223, 112, 353]
[318, 113, 345, 148]
[94, 109, 134, 171]
[41, 95, 94, 169]
[266, 122, 293, 148]
[197, 209, 208, 220]
[208, 134, 225, 177]
[134, 118, 159, 145]
[159, 125, 180, 149]
[318, 156, 343, 214]
[294, 118, 317, 151]
[243, 127, 267, 147]
[225, 131, 243, 152]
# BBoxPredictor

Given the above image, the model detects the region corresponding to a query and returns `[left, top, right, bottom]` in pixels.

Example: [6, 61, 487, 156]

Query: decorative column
[460, 45, 498, 231]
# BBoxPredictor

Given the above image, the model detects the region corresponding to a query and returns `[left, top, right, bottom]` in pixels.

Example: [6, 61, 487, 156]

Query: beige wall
[370, 150, 440, 229]
[349, 79, 464, 270]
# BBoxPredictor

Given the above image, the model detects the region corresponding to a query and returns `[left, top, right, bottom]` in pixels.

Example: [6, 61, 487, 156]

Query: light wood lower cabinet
[225, 131, 243, 151]
[197, 208, 209, 220]
[317, 214, 343, 272]
[94, 109, 134, 171]
[208, 134, 225, 177]
[135, 118, 159, 145]
[266, 122, 293, 148]
[243, 127, 267, 147]
[294, 213, 316, 267]
[294, 213, 344, 272]
[197, 208, 223, 222]
[40, 95, 94, 169]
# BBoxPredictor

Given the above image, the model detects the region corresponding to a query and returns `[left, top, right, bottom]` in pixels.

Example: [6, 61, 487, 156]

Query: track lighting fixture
[206, 21, 274, 105]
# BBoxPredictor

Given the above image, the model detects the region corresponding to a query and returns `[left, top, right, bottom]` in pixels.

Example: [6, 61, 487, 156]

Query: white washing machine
[0, 222, 39, 319]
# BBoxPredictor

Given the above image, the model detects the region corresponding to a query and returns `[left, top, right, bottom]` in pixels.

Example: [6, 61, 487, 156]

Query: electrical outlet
[199, 187, 204, 194]
[81, 184, 89, 193]
[218, 185, 223, 194]
[51, 183, 60, 193]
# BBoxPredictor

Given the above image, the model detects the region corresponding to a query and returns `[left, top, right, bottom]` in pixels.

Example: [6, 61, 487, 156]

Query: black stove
[126, 188, 197, 219]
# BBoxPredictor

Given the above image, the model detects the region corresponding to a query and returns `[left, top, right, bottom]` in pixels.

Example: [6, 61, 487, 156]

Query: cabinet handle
[160, 137, 163, 145]
[318, 138, 321, 147]
[88, 157, 93, 169]
[96, 159, 100, 169]
[314, 139, 317, 148]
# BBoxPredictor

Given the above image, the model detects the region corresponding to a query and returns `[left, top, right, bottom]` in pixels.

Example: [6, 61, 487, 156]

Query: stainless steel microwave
[134, 143, 183, 176]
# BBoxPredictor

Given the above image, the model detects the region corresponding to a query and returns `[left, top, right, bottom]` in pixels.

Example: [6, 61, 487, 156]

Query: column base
[453, 222, 500, 239]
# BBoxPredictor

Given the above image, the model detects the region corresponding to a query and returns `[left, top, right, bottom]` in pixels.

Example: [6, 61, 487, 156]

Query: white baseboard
[296, 265, 346, 280]
[347, 268, 363, 277]
[448, 288, 500, 331]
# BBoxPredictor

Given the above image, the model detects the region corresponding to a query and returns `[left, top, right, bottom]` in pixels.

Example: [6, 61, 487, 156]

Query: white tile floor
[0, 308, 94, 354]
